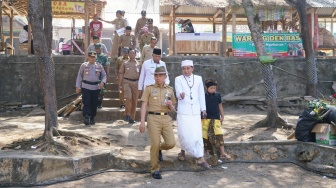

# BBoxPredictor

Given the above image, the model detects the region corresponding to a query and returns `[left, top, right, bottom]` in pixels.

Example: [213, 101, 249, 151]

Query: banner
[52, 1, 85, 13]
[232, 33, 303, 57]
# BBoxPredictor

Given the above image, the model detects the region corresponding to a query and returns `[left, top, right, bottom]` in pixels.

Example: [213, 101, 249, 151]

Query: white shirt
[19, 30, 28, 43]
[138, 59, 170, 90]
[175, 74, 206, 115]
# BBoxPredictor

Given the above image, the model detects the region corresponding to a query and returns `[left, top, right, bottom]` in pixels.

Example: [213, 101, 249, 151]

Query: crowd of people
[75, 10, 226, 180]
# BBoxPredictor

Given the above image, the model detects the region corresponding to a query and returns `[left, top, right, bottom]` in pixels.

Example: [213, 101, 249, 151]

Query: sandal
[177, 152, 186, 161]
[220, 153, 231, 159]
[196, 162, 211, 170]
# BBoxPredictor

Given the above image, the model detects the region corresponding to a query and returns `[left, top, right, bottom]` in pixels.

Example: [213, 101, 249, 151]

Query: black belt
[148, 112, 168, 115]
[82, 80, 100, 85]
[124, 77, 138, 81]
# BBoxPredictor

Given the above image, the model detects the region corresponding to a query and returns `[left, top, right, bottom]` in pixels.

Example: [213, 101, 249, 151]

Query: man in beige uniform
[115, 47, 130, 109]
[100, 10, 127, 60]
[139, 27, 155, 51]
[135, 10, 148, 41]
[140, 37, 158, 64]
[147, 18, 160, 46]
[139, 66, 176, 179]
[119, 49, 141, 123]
[118, 26, 136, 51]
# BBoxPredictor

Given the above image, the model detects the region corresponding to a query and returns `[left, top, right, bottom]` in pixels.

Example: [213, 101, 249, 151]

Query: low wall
[1, 55, 336, 104]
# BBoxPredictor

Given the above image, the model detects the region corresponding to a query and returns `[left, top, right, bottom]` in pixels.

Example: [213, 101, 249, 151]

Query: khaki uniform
[141, 84, 176, 173]
[115, 56, 130, 106]
[119, 59, 141, 120]
[140, 45, 157, 63]
[135, 17, 148, 39]
[111, 18, 127, 60]
[148, 25, 160, 43]
[118, 34, 136, 50]
[139, 33, 155, 52]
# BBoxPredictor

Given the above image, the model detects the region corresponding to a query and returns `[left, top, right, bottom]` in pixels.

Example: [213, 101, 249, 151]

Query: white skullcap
[181, 60, 193, 67]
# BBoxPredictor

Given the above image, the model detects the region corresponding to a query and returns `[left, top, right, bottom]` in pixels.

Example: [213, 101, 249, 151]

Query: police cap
[88, 51, 96, 57]
[141, 10, 146, 15]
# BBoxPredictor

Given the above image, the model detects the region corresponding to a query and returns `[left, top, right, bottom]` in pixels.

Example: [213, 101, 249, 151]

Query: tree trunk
[242, 0, 283, 128]
[28, 0, 58, 141]
[285, 0, 318, 97]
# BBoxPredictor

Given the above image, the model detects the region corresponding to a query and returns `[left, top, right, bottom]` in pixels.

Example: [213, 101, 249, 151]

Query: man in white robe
[175, 60, 210, 169]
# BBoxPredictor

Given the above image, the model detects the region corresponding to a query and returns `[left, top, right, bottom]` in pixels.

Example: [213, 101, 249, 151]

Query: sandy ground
[2, 106, 336, 187]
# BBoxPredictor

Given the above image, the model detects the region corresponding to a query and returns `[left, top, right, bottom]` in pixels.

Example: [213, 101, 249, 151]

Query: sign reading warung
[52, 1, 85, 14]
[232, 33, 303, 57]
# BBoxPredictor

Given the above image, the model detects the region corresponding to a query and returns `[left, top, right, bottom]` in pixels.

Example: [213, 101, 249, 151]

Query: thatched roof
[160, 0, 228, 8]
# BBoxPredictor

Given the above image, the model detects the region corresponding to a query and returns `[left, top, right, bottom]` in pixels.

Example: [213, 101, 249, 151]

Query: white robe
[175, 74, 206, 158]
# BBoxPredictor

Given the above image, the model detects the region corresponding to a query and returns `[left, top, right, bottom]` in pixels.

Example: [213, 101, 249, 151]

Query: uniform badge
[153, 97, 157, 100]
[151, 90, 158, 94]
[85, 71, 89, 75]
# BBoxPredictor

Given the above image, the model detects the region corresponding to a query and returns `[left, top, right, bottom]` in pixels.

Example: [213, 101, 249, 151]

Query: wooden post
[169, 6, 172, 55]
[232, 12, 236, 34]
[311, 8, 314, 50]
[10, 10, 13, 55]
[28, 24, 31, 55]
[84, 2, 89, 52]
[0, 0, 2, 43]
[172, 5, 176, 55]
[213, 19, 216, 33]
[222, 8, 226, 57]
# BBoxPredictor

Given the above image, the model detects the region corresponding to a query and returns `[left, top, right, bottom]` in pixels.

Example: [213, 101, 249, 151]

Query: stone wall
[1, 55, 336, 104]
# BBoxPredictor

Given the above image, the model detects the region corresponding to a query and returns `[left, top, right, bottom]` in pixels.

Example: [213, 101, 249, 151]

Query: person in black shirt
[202, 79, 231, 160]
[176, 18, 195, 33]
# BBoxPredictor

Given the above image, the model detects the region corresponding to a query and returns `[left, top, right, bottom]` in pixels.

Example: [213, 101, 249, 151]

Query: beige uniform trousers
[147, 114, 175, 173]
[112, 34, 120, 60]
[123, 79, 139, 120]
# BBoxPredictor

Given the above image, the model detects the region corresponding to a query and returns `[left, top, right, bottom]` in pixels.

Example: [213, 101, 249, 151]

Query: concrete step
[104, 90, 120, 98]
[69, 108, 176, 122]
[105, 83, 118, 90]
[102, 98, 141, 108]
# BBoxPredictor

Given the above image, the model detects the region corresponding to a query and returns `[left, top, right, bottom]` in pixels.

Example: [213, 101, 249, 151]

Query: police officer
[76, 51, 106, 125]
[119, 49, 141, 123]
[139, 66, 176, 179]
[118, 26, 136, 55]
[115, 47, 130, 109]
[95, 43, 110, 108]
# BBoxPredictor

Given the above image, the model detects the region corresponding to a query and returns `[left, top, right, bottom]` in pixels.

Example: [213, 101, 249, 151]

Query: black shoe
[129, 119, 136, 124]
[90, 117, 95, 125]
[124, 115, 130, 121]
[158, 150, 163, 162]
[97, 105, 102, 109]
[120, 105, 125, 109]
[152, 171, 162, 179]
[97, 100, 102, 109]
[84, 115, 90, 125]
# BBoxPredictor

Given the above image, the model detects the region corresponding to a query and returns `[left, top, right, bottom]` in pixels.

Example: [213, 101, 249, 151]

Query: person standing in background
[89, 14, 103, 42]
[139, 26, 155, 51]
[147, 18, 160, 46]
[140, 37, 158, 64]
[135, 10, 148, 42]
[118, 26, 136, 54]
[115, 47, 130, 109]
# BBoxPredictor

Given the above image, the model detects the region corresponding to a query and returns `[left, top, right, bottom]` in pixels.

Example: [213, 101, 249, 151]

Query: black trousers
[82, 88, 100, 117]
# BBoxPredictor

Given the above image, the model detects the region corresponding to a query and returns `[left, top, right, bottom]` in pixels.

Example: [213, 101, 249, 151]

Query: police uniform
[115, 51, 130, 108]
[119, 58, 141, 123]
[76, 51, 107, 125]
[139, 33, 155, 51]
[140, 45, 158, 63]
[140, 66, 176, 177]
[118, 33, 136, 50]
[111, 17, 127, 60]
[95, 44, 110, 108]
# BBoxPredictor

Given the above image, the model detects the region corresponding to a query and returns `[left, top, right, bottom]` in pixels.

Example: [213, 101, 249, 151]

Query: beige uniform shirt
[115, 56, 130, 73]
[140, 45, 157, 63]
[119, 59, 141, 80]
[111, 18, 127, 31]
[141, 84, 176, 113]
[118, 34, 136, 49]
[148, 25, 160, 41]
[140, 33, 155, 51]
[135, 17, 148, 37]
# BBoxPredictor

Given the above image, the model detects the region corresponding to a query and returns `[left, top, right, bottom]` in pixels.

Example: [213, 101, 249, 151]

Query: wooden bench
[19, 43, 29, 55]
[0, 42, 15, 55]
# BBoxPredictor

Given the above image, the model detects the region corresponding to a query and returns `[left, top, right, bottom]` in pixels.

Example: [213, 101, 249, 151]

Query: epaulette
[165, 85, 173, 90]
[146, 84, 154, 87]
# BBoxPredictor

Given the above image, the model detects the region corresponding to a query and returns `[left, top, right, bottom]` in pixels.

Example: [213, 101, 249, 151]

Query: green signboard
[232, 33, 303, 57]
